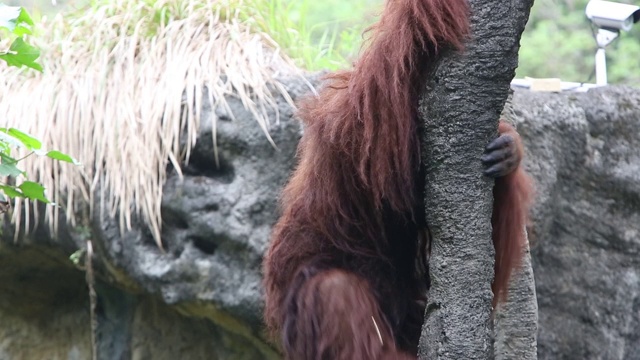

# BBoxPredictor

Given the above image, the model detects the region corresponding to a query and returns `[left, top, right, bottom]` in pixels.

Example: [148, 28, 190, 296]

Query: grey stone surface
[515, 87, 640, 360]
[0, 75, 311, 359]
[88, 76, 312, 359]
[0, 244, 266, 360]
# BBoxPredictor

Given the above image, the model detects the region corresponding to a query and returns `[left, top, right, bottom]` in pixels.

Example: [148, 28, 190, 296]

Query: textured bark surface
[493, 232, 538, 360]
[491, 98, 538, 360]
[417, 1, 534, 359]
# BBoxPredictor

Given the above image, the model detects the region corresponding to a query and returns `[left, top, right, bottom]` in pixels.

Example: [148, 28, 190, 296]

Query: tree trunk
[490, 95, 538, 360]
[493, 230, 538, 360]
[417, 1, 534, 359]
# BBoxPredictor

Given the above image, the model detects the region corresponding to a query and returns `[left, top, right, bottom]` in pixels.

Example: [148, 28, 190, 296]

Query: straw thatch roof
[0, 0, 303, 246]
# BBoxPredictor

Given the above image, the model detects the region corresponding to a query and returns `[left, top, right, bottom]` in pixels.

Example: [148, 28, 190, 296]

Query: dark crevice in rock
[190, 236, 218, 255]
[95, 282, 135, 360]
[204, 203, 220, 212]
[162, 207, 189, 230]
[183, 151, 235, 183]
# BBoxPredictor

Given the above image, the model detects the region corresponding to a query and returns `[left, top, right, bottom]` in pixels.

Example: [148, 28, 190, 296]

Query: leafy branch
[0, 4, 78, 206]
[0, 4, 42, 71]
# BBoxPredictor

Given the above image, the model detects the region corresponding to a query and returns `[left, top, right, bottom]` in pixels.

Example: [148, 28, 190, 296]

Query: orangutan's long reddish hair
[299, 0, 469, 216]
[263, 0, 533, 358]
[492, 120, 535, 303]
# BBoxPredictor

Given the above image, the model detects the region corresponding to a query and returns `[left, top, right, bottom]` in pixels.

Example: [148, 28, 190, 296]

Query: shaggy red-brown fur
[263, 0, 534, 358]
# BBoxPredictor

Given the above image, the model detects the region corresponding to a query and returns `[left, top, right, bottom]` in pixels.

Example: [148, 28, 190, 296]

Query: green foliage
[281, 0, 380, 68]
[517, 0, 640, 85]
[0, 37, 42, 71]
[0, 126, 79, 204]
[12, 0, 640, 84]
[0, 4, 79, 206]
[17, 181, 50, 204]
[0, 151, 24, 178]
[240, 0, 380, 70]
[1, 128, 42, 151]
[46, 150, 79, 164]
[270, 0, 640, 84]
[0, 4, 42, 71]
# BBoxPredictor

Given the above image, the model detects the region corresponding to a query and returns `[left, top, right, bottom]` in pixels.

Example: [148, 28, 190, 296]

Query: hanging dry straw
[0, 0, 303, 246]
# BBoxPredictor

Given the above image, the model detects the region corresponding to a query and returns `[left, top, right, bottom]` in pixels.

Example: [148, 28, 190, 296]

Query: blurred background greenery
[10, 0, 640, 85]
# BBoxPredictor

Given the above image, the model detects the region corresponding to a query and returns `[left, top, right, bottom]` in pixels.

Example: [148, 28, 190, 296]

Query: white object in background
[585, 0, 640, 31]
[586, 1, 640, 86]
[594, 29, 620, 86]
[525, 77, 563, 92]
[510, 79, 598, 93]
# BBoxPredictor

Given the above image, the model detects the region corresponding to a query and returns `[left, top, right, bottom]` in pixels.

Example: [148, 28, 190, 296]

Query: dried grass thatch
[0, 0, 304, 245]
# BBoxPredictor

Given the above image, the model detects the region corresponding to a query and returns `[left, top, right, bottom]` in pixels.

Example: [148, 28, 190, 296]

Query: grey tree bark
[491, 97, 538, 360]
[493, 231, 538, 360]
[417, 1, 534, 359]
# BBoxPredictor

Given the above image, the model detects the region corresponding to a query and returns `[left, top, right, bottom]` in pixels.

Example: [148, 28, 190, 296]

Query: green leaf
[6, 128, 41, 151]
[46, 150, 80, 165]
[18, 181, 50, 204]
[0, 5, 33, 34]
[13, 8, 33, 36]
[13, 24, 32, 36]
[0, 140, 11, 154]
[0, 130, 24, 149]
[0, 4, 21, 32]
[0, 37, 43, 72]
[0, 152, 18, 165]
[0, 163, 23, 177]
[0, 150, 22, 178]
[69, 249, 85, 266]
[17, 7, 34, 27]
[0, 185, 23, 199]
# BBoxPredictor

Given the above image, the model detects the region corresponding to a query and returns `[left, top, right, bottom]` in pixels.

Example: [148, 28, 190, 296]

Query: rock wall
[517, 87, 640, 360]
[0, 244, 271, 360]
[0, 75, 311, 359]
[0, 83, 638, 359]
